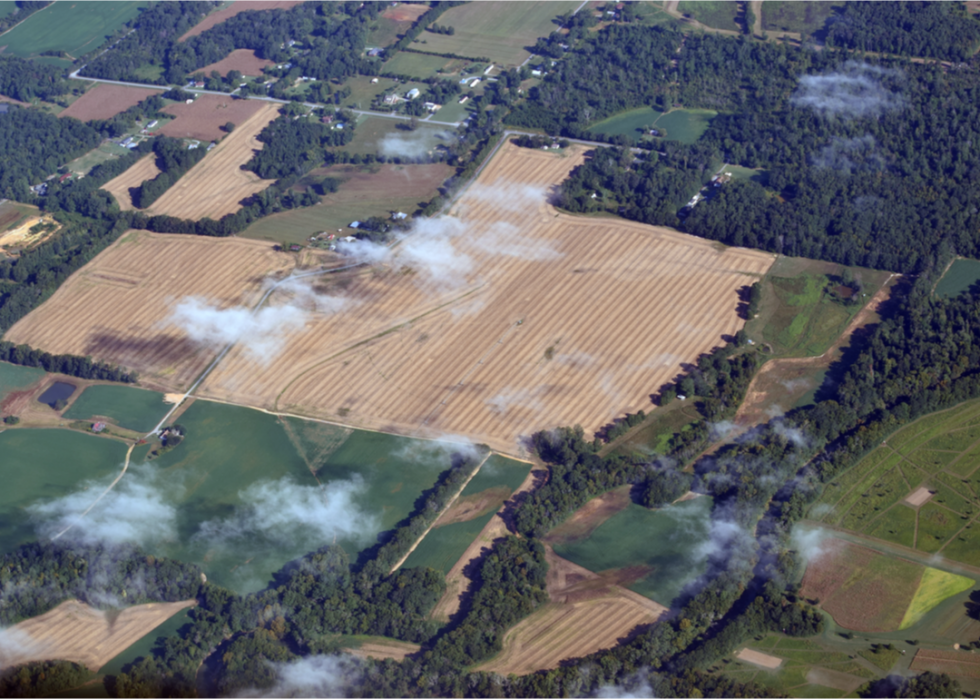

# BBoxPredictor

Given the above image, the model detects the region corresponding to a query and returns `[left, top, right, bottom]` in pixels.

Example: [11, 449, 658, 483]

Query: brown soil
[158, 93, 268, 142]
[195, 48, 274, 77]
[736, 648, 782, 669]
[0, 599, 195, 671]
[59, 84, 162, 122]
[911, 648, 980, 679]
[381, 3, 431, 22]
[543, 485, 632, 546]
[101, 154, 162, 210]
[180, 1, 305, 41]
[344, 639, 420, 662]
[433, 485, 512, 527]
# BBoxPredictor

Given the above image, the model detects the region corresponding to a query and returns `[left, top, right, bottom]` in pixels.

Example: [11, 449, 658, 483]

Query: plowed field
[158, 94, 268, 142]
[147, 103, 280, 220]
[196, 48, 273, 77]
[202, 142, 773, 451]
[0, 599, 195, 671]
[101, 154, 162, 210]
[4, 230, 295, 390]
[59, 84, 161, 122]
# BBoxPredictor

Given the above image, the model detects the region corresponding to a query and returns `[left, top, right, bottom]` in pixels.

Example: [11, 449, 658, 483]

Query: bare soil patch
[148, 103, 280, 220]
[543, 485, 632, 546]
[59, 84, 161, 122]
[381, 3, 431, 22]
[101, 154, 162, 210]
[806, 666, 866, 693]
[0, 599, 195, 671]
[906, 486, 935, 507]
[158, 93, 268, 142]
[180, 1, 304, 41]
[344, 639, 420, 662]
[911, 648, 980, 679]
[433, 485, 511, 527]
[736, 648, 782, 669]
[195, 48, 273, 77]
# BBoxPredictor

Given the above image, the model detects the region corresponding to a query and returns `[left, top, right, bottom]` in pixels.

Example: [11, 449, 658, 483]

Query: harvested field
[205, 142, 774, 452]
[179, 1, 304, 41]
[195, 48, 273, 77]
[4, 230, 296, 391]
[158, 93, 267, 142]
[344, 638, 420, 662]
[544, 486, 632, 546]
[736, 648, 783, 669]
[433, 485, 511, 527]
[101, 154, 162, 210]
[0, 599, 195, 671]
[148, 103, 280, 220]
[910, 648, 980, 679]
[59, 84, 161, 122]
[382, 3, 431, 22]
[906, 486, 935, 507]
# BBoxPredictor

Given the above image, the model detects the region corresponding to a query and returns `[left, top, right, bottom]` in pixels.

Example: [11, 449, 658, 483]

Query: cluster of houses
[685, 171, 733, 210]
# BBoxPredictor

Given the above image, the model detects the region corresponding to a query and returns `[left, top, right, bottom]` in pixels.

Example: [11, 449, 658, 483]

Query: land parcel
[0, 1, 145, 60]
[59, 84, 162, 122]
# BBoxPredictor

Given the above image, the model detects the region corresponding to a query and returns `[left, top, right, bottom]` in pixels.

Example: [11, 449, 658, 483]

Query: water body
[36, 381, 76, 407]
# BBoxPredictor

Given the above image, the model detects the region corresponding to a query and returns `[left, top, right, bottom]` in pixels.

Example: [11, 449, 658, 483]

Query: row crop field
[811, 398, 980, 566]
[0, 1, 145, 59]
[59, 84, 162, 123]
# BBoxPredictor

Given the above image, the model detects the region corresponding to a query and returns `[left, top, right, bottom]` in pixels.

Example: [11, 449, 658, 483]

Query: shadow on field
[84, 332, 199, 369]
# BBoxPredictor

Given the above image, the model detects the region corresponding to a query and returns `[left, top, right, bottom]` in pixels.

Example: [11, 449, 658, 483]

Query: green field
[0, 2, 18, 18]
[677, 1, 740, 31]
[0, 429, 128, 553]
[0, 1, 146, 59]
[588, 107, 716, 144]
[410, 1, 578, 66]
[761, 1, 843, 36]
[0, 360, 43, 402]
[382, 51, 457, 80]
[812, 399, 980, 566]
[401, 455, 530, 573]
[554, 496, 713, 606]
[343, 115, 452, 156]
[99, 606, 194, 676]
[63, 385, 168, 433]
[935, 258, 980, 298]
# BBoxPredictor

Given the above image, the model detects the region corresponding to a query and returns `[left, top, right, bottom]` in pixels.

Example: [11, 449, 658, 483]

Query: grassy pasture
[762, 273, 859, 356]
[812, 398, 980, 567]
[588, 107, 662, 139]
[677, 2, 740, 31]
[605, 401, 701, 459]
[901, 567, 975, 629]
[588, 107, 716, 145]
[0, 360, 43, 402]
[62, 385, 169, 433]
[0, 429, 128, 553]
[936, 258, 980, 298]
[343, 115, 453, 156]
[761, 1, 843, 36]
[409, 2, 578, 66]
[0, 2, 145, 59]
[382, 51, 455, 79]
[553, 496, 712, 606]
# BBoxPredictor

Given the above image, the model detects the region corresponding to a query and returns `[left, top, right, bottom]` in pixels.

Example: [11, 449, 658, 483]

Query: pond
[36, 381, 77, 408]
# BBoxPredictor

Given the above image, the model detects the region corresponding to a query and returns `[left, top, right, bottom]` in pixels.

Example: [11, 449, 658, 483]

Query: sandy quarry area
[736, 648, 783, 669]
[0, 599, 195, 671]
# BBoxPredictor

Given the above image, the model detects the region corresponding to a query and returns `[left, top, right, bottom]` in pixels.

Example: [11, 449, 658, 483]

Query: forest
[0, 55, 71, 103]
[132, 137, 208, 209]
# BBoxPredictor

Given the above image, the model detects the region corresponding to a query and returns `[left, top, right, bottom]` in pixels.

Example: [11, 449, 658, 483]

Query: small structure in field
[91, 422, 107, 433]
[405, 88, 420, 100]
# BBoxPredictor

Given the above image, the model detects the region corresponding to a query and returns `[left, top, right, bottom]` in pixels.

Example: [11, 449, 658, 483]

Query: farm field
[0, 599, 195, 671]
[410, 2, 579, 67]
[798, 538, 973, 632]
[241, 162, 452, 245]
[343, 636, 421, 662]
[936, 258, 980, 298]
[676, 1, 741, 31]
[381, 51, 458, 80]
[810, 398, 980, 567]
[62, 384, 169, 433]
[0, 360, 44, 402]
[147, 103, 280, 220]
[343, 115, 454, 156]
[59, 84, 162, 122]
[203, 142, 774, 453]
[588, 107, 717, 144]
[4, 229, 296, 391]
[0, 429, 128, 555]
[0, 1, 144, 59]
[101, 154, 162, 210]
[195, 48, 273, 77]
[551, 496, 714, 606]
[366, 3, 430, 48]
[158, 93, 268, 141]
[0, 200, 39, 234]
[179, 1, 304, 41]
[99, 605, 194, 676]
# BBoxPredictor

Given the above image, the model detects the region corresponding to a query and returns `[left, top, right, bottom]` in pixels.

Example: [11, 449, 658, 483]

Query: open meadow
[4, 229, 296, 391]
[59, 84, 161, 122]
[158, 94, 268, 142]
[408, 2, 579, 67]
[936, 257, 980, 298]
[241, 162, 452, 245]
[0, 599, 196, 672]
[0, 360, 44, 402]
[147, 102, 280, 219]
[811, 398, 980, 567]
[101, 153, 162, 210]
[62, 384, 169, 433]
[589, 107, 718, 145]
[0, 1, 144, 59]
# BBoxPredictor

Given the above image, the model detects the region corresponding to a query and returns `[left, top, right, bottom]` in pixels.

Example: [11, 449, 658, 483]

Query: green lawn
[935, 258, 980, 298]
[588, 107, 716, 145]
[0, 429, 128, 554]
[588, 107, 663, 139]
[62, 384, 169, 433]
[554, 496, 713, 606]
[382, 52, 457, 79]
[0, 1, 146, 58]
[410, 1, 579, 66]
[677, 1, 740, 31]
[0, 360, 43, 402]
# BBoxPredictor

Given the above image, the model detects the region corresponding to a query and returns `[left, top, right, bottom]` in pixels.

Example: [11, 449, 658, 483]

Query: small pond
[37, 381, 77, 408]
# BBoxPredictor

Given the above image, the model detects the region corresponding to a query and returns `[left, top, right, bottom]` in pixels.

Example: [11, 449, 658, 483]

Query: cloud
[393, 434, 485, 467]
[709, 420, 738, 441]
[593, 672, 656, 699]
[28, 464, 179, 548]
[335, 237, 389, 265]
[194, 476, 378, 550]
[271, 277, 357, 315]
[466, 183, 549, 213]
[811, 135, 885, 173]
[171, 297, 307, 363]
[486, 387, 546, 415]
[0, 627, 43, 669]
[240, 655, 364, 698]
[791, 62, 905, 119]
[378, 129, 454, 160]
[790, 526, 830, 563]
